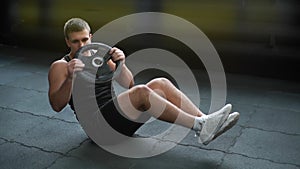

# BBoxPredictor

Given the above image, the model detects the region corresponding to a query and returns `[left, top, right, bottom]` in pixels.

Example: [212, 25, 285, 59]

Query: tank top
[63, 54, 115, 112]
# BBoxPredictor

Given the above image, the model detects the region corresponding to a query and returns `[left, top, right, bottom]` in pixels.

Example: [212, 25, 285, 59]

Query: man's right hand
[67, 59, 85, 79]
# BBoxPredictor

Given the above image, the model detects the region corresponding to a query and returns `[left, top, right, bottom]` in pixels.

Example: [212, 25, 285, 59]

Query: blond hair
[64, 18, 91, 39]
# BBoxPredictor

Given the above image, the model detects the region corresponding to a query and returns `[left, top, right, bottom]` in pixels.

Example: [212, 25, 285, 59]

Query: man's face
[66, 29, 92, 55]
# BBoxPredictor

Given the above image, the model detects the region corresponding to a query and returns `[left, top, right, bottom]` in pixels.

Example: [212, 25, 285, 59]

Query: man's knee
[147, 77, 171, 89]
[130, 85, 152, 102]
[129, 85, 151, 111]
[131, 85, 151, 96]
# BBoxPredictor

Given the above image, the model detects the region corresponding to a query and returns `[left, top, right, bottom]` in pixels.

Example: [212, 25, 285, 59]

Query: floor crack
[0, 106, 78, 124]
[0, 136, 65, 156]
[226, 151, 300, 168]
[0, 83, 47, 94]
[242, 126, 300, 136]
[44, 138, 90, 169]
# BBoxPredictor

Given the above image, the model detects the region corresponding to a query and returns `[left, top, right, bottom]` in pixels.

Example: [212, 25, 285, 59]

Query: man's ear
[65, 38, 71, 47]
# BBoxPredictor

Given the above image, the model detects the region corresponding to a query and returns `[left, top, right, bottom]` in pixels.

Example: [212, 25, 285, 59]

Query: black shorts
[99, 98, 144, 137]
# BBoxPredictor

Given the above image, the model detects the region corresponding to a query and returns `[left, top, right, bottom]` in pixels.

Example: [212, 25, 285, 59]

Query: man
[48, 18, 239, 145]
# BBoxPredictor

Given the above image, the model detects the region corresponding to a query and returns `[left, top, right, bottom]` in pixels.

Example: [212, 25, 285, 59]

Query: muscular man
[48, 18, 239, 145]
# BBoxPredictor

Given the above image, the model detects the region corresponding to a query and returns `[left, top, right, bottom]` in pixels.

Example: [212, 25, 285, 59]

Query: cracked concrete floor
[0, 45, 299, 169]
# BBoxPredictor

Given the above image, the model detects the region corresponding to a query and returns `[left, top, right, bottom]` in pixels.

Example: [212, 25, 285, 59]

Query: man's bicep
[48, 62, 68, 95]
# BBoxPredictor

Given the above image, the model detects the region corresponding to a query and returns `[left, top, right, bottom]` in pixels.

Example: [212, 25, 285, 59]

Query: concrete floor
[0, 45, 299, 169]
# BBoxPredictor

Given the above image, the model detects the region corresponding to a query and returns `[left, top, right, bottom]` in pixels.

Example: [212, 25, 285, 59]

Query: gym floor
[0, 44, 299, 169]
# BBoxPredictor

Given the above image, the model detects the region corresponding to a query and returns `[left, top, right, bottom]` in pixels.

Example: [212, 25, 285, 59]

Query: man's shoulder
[52, 54, 71, 63]
[53, 58, 67, 64]
[49, 58, 68, 71]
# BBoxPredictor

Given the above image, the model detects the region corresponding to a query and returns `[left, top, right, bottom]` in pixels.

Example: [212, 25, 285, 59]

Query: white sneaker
[211, 112, 240, 142]
[196, 104, 232, 145]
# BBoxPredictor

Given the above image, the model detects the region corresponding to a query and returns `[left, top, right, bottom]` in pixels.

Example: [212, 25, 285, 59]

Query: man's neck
[69, 51, 75, 59]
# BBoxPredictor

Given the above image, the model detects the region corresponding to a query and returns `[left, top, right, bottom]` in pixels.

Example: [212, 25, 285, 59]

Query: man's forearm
[49, 78, 73, 112]
[118, 64, 134, 88]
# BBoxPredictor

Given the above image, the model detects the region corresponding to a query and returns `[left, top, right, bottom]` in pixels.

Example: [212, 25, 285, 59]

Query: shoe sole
[211, 112, 240, 142]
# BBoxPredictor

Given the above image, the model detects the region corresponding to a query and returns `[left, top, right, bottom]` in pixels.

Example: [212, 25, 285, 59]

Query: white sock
[192, 115, 207, 131]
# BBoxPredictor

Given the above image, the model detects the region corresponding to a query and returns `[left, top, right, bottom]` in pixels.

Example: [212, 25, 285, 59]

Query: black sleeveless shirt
[63, 54, 115, 112]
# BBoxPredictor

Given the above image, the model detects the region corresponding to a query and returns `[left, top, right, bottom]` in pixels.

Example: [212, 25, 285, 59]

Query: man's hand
[109, 47, 125, 64]
[67, 59, 85, 79]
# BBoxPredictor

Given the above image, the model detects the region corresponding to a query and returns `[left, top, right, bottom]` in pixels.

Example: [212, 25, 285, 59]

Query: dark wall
[1, 0, 299, 81]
